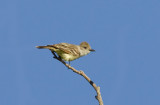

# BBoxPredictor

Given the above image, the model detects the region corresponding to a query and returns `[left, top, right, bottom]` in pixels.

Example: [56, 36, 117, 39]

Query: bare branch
[51, 51, 103, 105]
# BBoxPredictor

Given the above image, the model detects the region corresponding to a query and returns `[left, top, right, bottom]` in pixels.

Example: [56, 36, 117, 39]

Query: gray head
[80, 42, 95, 53]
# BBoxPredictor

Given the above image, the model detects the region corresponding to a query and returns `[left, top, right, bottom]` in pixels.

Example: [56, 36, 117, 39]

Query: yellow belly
[55, 50, 79, 61]
[60, 53, 79, 61]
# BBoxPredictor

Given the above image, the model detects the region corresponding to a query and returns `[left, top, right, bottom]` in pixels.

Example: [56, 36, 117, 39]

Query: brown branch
[51, 51, 103, 105]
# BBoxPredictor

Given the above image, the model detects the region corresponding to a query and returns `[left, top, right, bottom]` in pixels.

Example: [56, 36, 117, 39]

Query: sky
[0, 0, 160, 105]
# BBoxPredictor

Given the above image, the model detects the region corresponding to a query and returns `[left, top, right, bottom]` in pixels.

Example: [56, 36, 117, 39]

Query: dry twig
[51, 51, 103, 105]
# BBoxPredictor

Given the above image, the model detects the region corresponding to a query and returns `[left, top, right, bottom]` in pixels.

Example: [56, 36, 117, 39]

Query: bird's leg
[66, 60, 71, 69]
[69, 60, 70, 65]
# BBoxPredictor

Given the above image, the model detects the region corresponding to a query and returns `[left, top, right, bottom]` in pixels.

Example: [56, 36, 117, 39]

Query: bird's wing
[50, 43, 80, 56]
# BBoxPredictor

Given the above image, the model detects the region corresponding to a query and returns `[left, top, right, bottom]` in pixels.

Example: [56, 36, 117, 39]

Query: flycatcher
[36, 42, 95, 62]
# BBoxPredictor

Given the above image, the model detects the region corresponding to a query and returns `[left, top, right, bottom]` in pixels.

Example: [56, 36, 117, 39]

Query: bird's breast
[60, 54, 79, 61]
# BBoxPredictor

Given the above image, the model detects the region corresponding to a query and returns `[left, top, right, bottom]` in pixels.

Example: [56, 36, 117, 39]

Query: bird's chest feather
[55, 49, 80, 61]
[60, 53, 79, 61]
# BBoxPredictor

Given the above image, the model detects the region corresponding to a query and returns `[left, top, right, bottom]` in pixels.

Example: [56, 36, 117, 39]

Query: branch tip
[50, 52, 103, 105]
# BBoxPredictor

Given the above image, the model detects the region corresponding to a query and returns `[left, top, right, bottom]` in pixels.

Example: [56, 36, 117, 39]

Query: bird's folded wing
[48, 43, 79, 56]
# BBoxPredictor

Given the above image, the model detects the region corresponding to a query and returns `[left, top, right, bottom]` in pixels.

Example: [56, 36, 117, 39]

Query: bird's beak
[90, 49, 95, 52]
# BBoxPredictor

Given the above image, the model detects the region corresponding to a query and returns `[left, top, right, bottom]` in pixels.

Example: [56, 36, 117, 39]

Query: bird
[36, 42, 95, 63]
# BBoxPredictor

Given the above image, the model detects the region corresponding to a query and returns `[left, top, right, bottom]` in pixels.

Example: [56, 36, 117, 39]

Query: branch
[51, 51, 103, 105]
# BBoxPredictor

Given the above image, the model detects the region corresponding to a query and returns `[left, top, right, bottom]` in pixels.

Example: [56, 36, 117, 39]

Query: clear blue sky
[0, 0, 160, 105]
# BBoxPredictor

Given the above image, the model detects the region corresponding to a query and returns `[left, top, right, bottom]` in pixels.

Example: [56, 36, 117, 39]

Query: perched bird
[36, 42, 95, 62]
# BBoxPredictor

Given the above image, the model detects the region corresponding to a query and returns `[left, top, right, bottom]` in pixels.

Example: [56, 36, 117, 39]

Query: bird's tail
[36, 46, 52, 49]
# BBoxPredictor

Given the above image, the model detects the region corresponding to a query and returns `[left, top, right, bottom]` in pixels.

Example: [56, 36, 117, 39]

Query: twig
[51, 51, 103, 105]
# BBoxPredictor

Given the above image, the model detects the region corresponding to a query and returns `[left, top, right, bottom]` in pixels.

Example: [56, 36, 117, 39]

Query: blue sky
[0, 0, 160, 105]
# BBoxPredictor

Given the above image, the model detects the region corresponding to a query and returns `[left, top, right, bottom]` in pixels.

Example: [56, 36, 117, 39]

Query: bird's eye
[84, 47, 87, 49]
